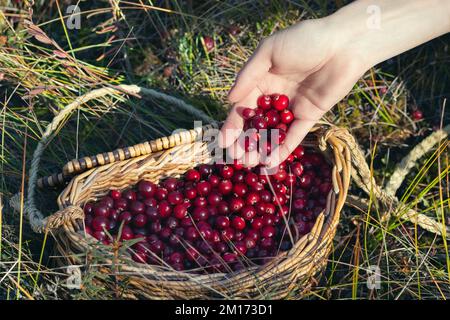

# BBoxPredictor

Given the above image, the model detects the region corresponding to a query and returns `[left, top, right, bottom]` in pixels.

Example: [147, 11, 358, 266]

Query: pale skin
[218, 0, 450, 170]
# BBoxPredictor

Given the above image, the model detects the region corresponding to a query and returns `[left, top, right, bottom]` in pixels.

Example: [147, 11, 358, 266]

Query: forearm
[327, 0, 450, 68]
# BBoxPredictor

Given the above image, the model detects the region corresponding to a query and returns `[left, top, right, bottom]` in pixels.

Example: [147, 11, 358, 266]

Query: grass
[0, 0, 448, 299]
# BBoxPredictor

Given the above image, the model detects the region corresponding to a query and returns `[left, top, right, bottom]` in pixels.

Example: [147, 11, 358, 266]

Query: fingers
[264, 119, 315, 170]
[218, 105, 244, 149]
[241, 149, 260, 168]
[228, 39, 272, 103]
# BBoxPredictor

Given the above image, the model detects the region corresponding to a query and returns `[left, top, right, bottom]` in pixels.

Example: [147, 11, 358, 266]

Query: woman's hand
[219, 0, 450, 170]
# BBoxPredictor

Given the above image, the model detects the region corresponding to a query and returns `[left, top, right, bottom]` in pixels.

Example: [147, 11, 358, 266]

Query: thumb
[228, 39, 272, 103]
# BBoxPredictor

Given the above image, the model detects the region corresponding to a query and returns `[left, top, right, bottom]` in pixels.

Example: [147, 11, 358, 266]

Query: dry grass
[0, 0, 448, 299]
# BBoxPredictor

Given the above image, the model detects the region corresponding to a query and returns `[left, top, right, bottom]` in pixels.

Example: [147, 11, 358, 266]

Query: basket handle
[333, 127, 450, 239]
[10, 84, 214, 232]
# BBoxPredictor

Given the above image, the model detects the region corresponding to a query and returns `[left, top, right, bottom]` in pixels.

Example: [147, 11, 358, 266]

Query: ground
[0, 0, 449, 299]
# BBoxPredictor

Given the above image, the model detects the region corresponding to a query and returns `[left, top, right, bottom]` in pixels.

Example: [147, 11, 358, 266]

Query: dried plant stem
[385, 124, 450, 195]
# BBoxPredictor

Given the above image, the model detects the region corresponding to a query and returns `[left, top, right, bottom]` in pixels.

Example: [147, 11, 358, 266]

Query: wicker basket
[19, 85, 447, 300]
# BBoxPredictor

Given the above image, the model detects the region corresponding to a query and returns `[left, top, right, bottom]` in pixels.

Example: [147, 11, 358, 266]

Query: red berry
[155, 187, 168, 201]
[261, 226, 276, 238]
[184, 187, 197, 200]
[232, 171, 245, 184]
[275, 122, 288, 132]
[293, 198, 306, 211]
[234, 241, 247, 255]
[259, 190, 272, 203]
[245, 191, 260, 206]
[412, 109, 423, 121]
[260, 237, 274, 249]
[194, 196, 207, 207]
[94, 205, 109, 218]
[223, 252, 237, 263]
[216, 216, 230, 229]
[232, 160, 244, 170]
[264, 203, 276, 215]
[114, 198, 128, 211]
[251, 217, 264, 230]
[123, 190, 137, 201]
[145, 207, 159, 221]
[120, 225, 134, 241]
[265, 110, 280, 127]
[244, 136, 258, 152]
[185, 169, 201, 182]
[198, 164, 212, 178]
[208, 174, 220, 187]
[84, 203, 94, 215]
[242, 107, 256, 120]
[233, 183, 248, 197]
[241, 205, 256, 220]
[271, 94, 289, 111]
[173, 204, 188, 219]
[157, 200, 172, 218]
[244, 172, 258, 186]
[251, 116, 268, 130]
[149, 239, 165, 253]
[232, 216, 246, 230]
[198, 223, 213, 240]
[186, 227, 199, 241]
[130, 200, 145, 214]
[118, 211, 133, 224]
[274, 129, 286, 145]
[143, 197, 157, 207]
[254, 108, 265, 117]
[207, 191, 222, 206]
[220, 165, 234, 179]
[166, 216, 179, 229]
[168, 191, 183, 205]
[293, 145, 305, 158]
[217, 201, 230, 215]
[218, 179, 233, 195]
[257, 95, 272, 110]
[290, 162, 304, 177]
[138, 181, 156, 198]
[273, 192, 287, 206]
[262, 214, 274, 226]
[230, 197, 244, 212]
[247, 229, 260, 241]
[280, 109, 294, 124]
[274, 169, 287, 182]
[92, 216, 108, 231]
[163, 178, 178, 191]
[186, 247, 200, 261]
[221, 227, 235, 241]
[133, 213, 148, 228]
[193, 206, 209, 221]
[244, 237, 256, 249]
[203, 36, 215, 52]
[196, 181, 212, 196]
[299, 174, 313, 189]
[93, 231, 106, 241]
[110, 190, 121, 200]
